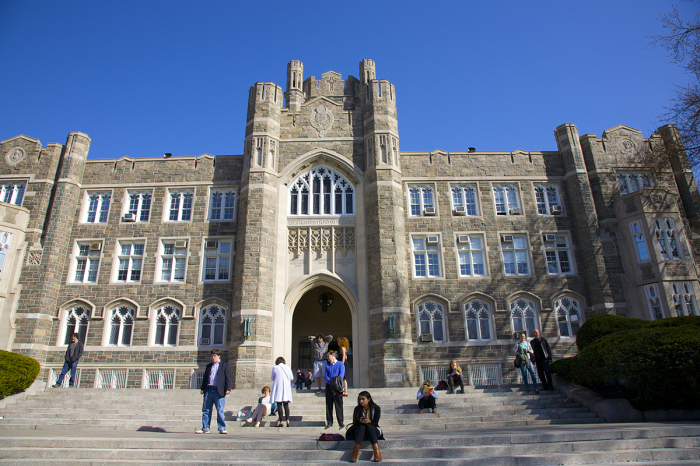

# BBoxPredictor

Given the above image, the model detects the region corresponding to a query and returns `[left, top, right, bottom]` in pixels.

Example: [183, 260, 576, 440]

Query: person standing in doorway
[337, 336, 350, 396]
[324, 350, 345, 428]
[52, 333, 83, 388]
[197, 348, 231, 434]
[308, 333, 333, 393]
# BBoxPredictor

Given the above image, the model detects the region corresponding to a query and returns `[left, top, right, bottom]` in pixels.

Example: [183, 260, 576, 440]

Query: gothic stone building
[0, 59, 699, 389]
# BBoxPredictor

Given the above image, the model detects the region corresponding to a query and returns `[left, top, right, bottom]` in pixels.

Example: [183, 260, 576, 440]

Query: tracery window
[63, 306, 89, 345]
[451, 185, 478, 216]
[108, 306, 134, 346]
[464, 300, 491, 341]
[199, 304, 226, 346]
[617, 172, 653, 195]
[127, 191, 152, 222]
[645, 284, 664, 320]
[672, 282, 699, 317]
[0, 182, 25, 206]
[554, 297, 581, 337]
[653, 218, 682, 260]
[153, 305, 181, 346]
[418, 301, 445, 342]
[510, 298, 538, 337]
[209, 189, 236, 221]
[85, 192, 111, 223]
[168, 190, 193, 221]
[630, 221, 650, 263]
[534, 184, 561, 215]
[289, 167, 354, 216]
[493, 185, 520, 214]
[408, 185, 435, 216]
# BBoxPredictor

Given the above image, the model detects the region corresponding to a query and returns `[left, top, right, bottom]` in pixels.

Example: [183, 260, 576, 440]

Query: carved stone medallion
[309, 105, 334, 138]
[6, 147, 25, 166]
[618, 138, 636, 153]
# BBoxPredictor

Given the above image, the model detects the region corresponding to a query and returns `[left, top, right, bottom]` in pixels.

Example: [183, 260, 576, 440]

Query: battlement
[248, 81, 284, 107]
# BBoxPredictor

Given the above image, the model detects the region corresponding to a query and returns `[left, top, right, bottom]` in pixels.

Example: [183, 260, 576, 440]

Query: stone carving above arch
[57, 298, 96, 320]
[280, 148, 362, 187]
[147, 297, 188, 319]
[309, 104, 334, 137]
[6, 147, 25, 166]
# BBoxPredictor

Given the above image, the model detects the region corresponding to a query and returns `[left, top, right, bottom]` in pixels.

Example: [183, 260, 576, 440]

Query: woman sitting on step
[416, 380, 438, 413]
[246, 386, 273, 428]
[347, 390, 383, 463]
[446, 360, 465, 394]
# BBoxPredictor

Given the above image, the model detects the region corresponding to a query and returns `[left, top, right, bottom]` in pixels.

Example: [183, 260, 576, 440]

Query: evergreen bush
[0, 350, 40, 399]
[575, 314, 646, 351]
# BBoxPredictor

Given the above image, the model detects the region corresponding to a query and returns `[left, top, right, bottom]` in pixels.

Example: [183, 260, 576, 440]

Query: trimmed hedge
[575, 314, 646, 351]
[0, 350, 40, 399]
[552, 315, 700, 411]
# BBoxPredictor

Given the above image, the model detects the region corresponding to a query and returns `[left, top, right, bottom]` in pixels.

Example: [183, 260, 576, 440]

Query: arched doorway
[291, 285, 354, 387]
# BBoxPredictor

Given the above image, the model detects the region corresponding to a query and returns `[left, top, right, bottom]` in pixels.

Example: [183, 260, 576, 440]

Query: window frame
[450, 183, 479, 216]
[0, 181, 26, 206]
[123, 189, 153, 223]
[410, 234, 443, 279]
[59, 306, 90, 346]
[492, 183, 521, 215]
[155, 238, 189, 284]
[652, 218, 683, 261]
[534, 183, 563, 215]
[164, 188, 194, 222]
[500, 233, 532, 277]
[201, 238, 234, 283]
[509, 297, 540, 338]
[68, 240, 102, 284]
[111, 239, 146, 284]
[554, 296, 582, 338]
[463, 299, 493, 342]
[416, 300, 446, 343]
[198, 303, 227, 346]
[81, 190, 112, 224]
[104, 305, 135, 347]
[208, 187, 237, 222]
[645, 283, 665, 320]
[629, 220, 650, 264]
[542, 232, 575, 275]
[455, 233, 488, 277]
[407, 184, 437, 217]
[672, 282, 699, 317]
[617, 171, 654, 195]
[0, 231, 12, 276]
[288, 166, 355, 216]
[150, 304, 182, 347]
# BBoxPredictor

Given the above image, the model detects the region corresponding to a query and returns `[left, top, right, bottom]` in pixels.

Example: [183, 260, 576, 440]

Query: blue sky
[0, 1, 696, 160]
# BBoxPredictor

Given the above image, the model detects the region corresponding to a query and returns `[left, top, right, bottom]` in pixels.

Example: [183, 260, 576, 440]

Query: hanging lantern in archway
[319, 290, 334, 312]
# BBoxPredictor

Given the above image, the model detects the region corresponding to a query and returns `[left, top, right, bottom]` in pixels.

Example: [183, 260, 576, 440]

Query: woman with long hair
[270, 356, 294, 426]
[347, 390, 383, 463]
[337, 336, 350, 396]
[514, 332, 539, 394]
[245, 385, 272, 428]
[446, 360, 465, 394]
[416, 379, 438, 413]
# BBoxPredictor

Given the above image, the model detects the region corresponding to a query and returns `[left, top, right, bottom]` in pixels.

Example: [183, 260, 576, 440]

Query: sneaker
[219, 429, 228, 434]
[195, 428, 210, 434]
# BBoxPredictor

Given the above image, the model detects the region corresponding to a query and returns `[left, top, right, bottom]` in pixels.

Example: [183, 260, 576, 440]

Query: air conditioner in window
[508, 208, 522, 215]
[205, 240, 218, 249]
[453, 206, 466, 216]
[501, 235, 514, 243]
[89, 242, 102, 251]
[426, 235, 439, 245]
[200, 338, 210, 346]
[423, 207, 436, 216]
[544, 234, 556, 242]
[550, 205, 563, 215]
[174, 240, 188, 248]
[457, 235, 470, 244]
[420, 334, 433, 342]
[122, 213, 136, 222]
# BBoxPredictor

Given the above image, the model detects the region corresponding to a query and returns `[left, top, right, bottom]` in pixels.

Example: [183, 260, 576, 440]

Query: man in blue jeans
[196, 348, 231, 434]
[52, 333, 83, 388]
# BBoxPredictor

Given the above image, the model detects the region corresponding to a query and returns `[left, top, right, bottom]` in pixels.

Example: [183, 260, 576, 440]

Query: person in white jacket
[416, 379, 438, 413]
[270, 356, 294, 427]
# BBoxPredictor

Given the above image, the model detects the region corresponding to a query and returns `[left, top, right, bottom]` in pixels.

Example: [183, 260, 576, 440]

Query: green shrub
[575, 314, 647, 351]
[0, 350, 40, 399]
[557, 324, 700, 411]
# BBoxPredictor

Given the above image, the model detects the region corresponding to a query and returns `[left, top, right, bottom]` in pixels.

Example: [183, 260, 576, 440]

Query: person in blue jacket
[323, 350, 345, 428]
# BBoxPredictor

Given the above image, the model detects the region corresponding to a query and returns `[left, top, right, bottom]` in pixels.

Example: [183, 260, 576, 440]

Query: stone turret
[285, 60, 304, 112]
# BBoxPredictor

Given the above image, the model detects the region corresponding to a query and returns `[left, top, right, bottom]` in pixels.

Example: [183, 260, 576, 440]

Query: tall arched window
[418, 301, 445, 342]
[154, 305, 181, 346]
[289, 166, 354, 215]
[464, 300, 491, 341]
[554, 297, 581, 338]
[108, 306, 134, 346]
[199, 304, 226, 346]
[64, 307, 89, 345]
[510, 298, 538, 337]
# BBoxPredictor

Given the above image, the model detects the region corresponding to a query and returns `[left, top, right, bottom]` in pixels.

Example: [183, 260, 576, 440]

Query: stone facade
[0, 59, 699, 389]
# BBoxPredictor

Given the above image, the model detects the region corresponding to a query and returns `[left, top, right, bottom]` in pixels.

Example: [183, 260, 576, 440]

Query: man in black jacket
[197, 348, 232, 434]
[52, 333, 83, 388]
[531, 329, 553, 390]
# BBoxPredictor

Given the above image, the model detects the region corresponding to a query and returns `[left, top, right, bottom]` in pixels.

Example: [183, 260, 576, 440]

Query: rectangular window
[209, 189, 236, 221]
[617, 172, 653, 195]
[457, 235, 486, 277]
[408, 185, 435, 217]
[158, 240, 187, 282]
[534, 184, 561, 215]
[0, 182, 25, 206]
[85, 192, 111, 223]
[127, 191, 152, 222]
[72, 242, 101, 283]
[115, 241, 144, 283]
[203, 240, 233, 281]
[544, 234, 573, 274]
[653, 218, 682, 260]
[451, 185, 478, 216]
[630, 221, 650, 263]
[412, 236, 441, 278]
[493, 184, 520, 214]
[168, 190, 193, 221]
[501, 234, 530, 276]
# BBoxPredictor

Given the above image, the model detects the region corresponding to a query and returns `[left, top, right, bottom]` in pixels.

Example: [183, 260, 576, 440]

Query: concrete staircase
[1, 386, 699, 465]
